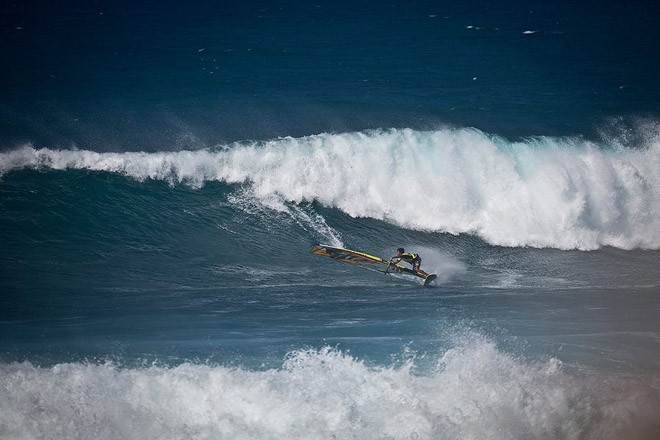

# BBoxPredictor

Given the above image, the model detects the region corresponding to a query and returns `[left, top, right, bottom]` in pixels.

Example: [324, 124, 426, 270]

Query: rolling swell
[1, 126, 659, 250]
[4, 170, 653, 295]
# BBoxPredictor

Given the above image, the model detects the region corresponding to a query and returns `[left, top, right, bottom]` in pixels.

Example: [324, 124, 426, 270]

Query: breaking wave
[1, 127, 659, 250]
[2, 334, 659, 440]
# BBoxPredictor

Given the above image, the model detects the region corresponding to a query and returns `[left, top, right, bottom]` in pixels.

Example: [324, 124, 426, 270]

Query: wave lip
[1, 126, 659, 250]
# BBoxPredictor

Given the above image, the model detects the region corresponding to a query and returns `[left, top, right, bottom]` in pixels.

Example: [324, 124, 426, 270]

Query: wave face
[1, 127, 659, 250]
[2, 334, 659, 440]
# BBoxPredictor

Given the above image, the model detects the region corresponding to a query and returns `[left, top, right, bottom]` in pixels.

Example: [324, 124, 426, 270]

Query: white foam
[2, 126, 659, 250]
[1, 335, 659, 440]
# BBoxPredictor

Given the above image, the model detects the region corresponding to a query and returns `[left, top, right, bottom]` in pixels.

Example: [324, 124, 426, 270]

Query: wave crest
[1, 127, 659, 250]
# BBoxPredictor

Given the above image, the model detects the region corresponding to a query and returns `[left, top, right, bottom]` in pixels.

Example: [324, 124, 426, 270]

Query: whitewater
[3, 1, 659, 438]
[2, 334, 659, 440]
[2, 127, 658, 250]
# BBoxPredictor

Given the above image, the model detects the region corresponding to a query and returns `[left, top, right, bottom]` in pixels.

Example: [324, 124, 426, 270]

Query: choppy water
[2, 1, 659, 439]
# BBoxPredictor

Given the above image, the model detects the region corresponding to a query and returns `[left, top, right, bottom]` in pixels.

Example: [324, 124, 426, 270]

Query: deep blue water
[3, 0, 660, 148]
[1, 1, 660, 439]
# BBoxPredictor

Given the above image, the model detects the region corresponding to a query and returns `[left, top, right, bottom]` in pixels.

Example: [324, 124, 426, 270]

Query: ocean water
[2, 1, 660, 439]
